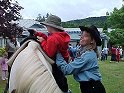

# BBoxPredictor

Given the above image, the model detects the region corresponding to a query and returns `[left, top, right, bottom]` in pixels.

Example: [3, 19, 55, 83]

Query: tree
[108, 29, 124, 45]
[106, 12, 109, 16]
[107, 6, 124, 29]
[46, 13, 49, 18]
[36, 14, 45, 22]
[103, 22, 108, 31]
[36, 13, 52, 22]
[0, 0, 23, 37]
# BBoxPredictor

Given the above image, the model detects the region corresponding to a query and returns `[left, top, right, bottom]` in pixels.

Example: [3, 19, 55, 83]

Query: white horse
[7, 40, 63, 93]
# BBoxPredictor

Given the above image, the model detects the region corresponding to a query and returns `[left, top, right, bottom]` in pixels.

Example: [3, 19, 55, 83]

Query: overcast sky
[17, 0, 123, 21]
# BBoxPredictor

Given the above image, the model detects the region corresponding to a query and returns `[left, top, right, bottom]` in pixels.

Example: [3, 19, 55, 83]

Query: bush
[0, 47, 6, 57]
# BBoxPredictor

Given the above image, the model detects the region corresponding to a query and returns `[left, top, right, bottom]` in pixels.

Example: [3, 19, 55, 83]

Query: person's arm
[41, 37, 58, 57]
[56, 52, 89, 75]
[34, 32, 47, 40]
[16, 41, 20, 50]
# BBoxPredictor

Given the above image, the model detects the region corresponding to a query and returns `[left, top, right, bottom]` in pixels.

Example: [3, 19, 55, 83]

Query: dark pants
[79, 80, 106, 93]
[104, 54, 108, 60]
[52, 64, 68, 92]
[101, 55, 105, 61]
[111, 54, 116, 61]
[4, 52, 14, 93]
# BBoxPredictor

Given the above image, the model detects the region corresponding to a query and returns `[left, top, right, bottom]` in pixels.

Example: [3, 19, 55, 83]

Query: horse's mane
[20, 36, 40, 46]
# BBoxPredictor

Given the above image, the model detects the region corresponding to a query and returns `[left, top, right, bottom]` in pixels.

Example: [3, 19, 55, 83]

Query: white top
[120, 49, 123, 55]
[103, 47, 109, 54]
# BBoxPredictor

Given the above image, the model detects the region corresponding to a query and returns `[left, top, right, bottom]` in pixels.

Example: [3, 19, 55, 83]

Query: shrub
[0, 47, 6, 57]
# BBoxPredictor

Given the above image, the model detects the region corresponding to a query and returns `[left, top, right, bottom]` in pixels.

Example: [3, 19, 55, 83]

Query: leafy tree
[108, 6, 124, 29]
[107, 4, 124, 46]
[36, 14, 45, 22]
[106, 12, 109, 16]
[103, 22, 108, 31]
[0, 0, 23, 37]
[108, 29, 124, 45]
[36, 13, 52, 22]
[46, 13, 49, 18]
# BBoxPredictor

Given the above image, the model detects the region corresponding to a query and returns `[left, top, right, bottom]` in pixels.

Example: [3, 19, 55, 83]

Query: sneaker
[68, 89, 72, 93]
[2, 78, 5, 81]
[64, 89, 72, 93]
[5, 77, 8, 80]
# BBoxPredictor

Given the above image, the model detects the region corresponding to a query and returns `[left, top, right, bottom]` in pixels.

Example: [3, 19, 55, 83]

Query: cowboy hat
[79, 25, 101, 46]
[41, 15, 64, 31]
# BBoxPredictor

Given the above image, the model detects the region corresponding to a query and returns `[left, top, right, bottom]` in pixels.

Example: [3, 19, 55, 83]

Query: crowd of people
[101, 46, 123, 62]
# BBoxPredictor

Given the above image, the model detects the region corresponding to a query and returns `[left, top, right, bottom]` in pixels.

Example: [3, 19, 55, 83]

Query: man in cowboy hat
[31, 15, 71, 93]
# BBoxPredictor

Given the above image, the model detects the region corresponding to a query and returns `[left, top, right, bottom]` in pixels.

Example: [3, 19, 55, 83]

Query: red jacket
[35, 31, 70, 62]
[111, 47, 116, 54]
[116, 48, 120, 56]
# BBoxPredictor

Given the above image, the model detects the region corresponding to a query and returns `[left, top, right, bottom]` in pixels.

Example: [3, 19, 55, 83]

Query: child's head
[41, 15, 64, 33]
[46, 26, 63, 33]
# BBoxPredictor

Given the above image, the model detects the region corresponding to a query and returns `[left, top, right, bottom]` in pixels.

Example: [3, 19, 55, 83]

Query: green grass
[0, 80, 6, 93]
[99, 60, 124, 93]
[0, 58, 124, 93]
[67, 59, 124, 93]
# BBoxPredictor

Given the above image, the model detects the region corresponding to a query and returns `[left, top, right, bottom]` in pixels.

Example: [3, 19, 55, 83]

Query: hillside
[62, 16, 107, 28]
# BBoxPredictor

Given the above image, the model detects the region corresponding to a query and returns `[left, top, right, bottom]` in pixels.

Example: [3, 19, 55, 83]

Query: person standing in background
[110, 46, 117, 62]
[4, 35, 20, 93]
[6, 35, 20, 59]
[101, 50, 105, 62]
[103, 47, 109, 60]
[116, 46, 120, 63]
[120, 46, 123, 60]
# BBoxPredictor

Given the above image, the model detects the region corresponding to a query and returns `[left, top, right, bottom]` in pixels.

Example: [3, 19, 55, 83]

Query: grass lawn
[67, 59, 124, 93]
[0, 58, 124, 93]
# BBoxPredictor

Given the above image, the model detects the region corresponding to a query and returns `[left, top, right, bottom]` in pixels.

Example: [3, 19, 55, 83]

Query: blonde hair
[85, 39, 96, 51]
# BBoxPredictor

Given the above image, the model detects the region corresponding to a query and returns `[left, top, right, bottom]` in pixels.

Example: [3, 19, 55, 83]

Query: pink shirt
[0, 57, 8, 71]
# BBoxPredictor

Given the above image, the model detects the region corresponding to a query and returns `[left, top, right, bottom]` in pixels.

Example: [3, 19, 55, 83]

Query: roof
[14, 19, 45, 29]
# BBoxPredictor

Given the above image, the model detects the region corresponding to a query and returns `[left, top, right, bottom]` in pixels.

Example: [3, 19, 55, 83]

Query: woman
[111, 46, 116, 62]
[6, 35, 20, 59]
[4, 35, 20, 93]
[56, 25, 106, 93]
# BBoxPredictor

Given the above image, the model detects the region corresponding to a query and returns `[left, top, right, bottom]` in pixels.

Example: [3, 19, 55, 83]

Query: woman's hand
[37, 36, 44, 42]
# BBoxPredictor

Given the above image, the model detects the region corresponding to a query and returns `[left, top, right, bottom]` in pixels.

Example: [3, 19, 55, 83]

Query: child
[56, 25, 106, 93]
[0, 53, 8, 80]
[30, 15, 71, 93]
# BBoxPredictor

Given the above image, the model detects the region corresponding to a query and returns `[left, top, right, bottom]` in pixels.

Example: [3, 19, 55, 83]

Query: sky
[17, 0, 123, 21]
